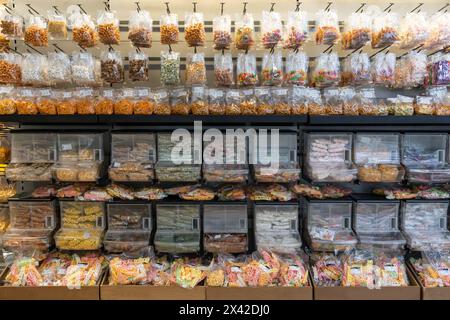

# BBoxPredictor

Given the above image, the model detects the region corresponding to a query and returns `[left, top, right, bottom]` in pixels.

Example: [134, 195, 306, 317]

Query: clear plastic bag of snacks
[255, 87, 273, 115]
[425, 53, 450, 87]
[48, 52, 71, 86]
[71, 52, 96, 86]
[261, 51, 283, 86]
[315, 10, 340, 45]
[284, 51, 308, 86]
[0, 52, 22, 84]
[304, 88, 325, 115]
[100, 50, 124, 84]
[185, 52, 206, 86]
[0, 30, 9, 53]
[214, 53, 234, 87]
[423, 12, 450, 50]
[95, 88, 115, 115]
[129, 51, 149, 82]
[184, 12, 205, 47]
[342, 12, 371, 50]
[72, 13, 98, 48]
[272, 87, 290, 115]
[372, 52, 396, 86]
[225, 88, 242, 115]
[160, 50, 180, 86]
[235, 13, 254, 50]
[311, 53, 340, 88]
[340, 87, 358, 115]
[0, 86, 16, 114]
[128, 10, 152, 48]
[394, 95, 414, 116]
[356, 87, 386, 116]
[21, 53, 49, 86]
[261, 10, 282, 49]
[190, 85, 208, 115]
[323, 87, 343, 115]
[36, 88, 56, 115]
[14, 88, 38, 115]
[115, 88, 135, 115]
[283, 11, 308, 49]
[237, 53, 258, 87]
[414, 96, 435, 115]
[97, 11, 120, 45]
[208, 88, 226, 115]
[0, 13, 23, 38]
[55, 89, 76, 115]
[152, 88, 170, 115]
[289, 86, 308, 115]
[434, 94, 450, 116]
[398, 12, 428, 50]
[170, 86, 190, 115]
[134, 87, 153, 115]
[240, 88, 257, 115]
[341, 52, 371, 86]
[394, 51, 427, 89]
[160, 13, 179, 45]
[213, 15, 232, 50]
[47, 10, 67, 40]
[73, 87, 96, 115]
[24, 16, 48, 47]
[371, 12, 399, 48]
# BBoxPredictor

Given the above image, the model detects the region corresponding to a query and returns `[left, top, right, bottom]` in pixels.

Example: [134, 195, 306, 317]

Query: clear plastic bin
[10, 133, 56, 163]
[354, 201, 406, 249]
[53, 162, 101, 182]
[305, 200, 357, 251]
[111, 133, 156, 163]
[305, 163, 357, 183]
[401, 201, 450, 251]
[154, 231, 200, 253]
[109, 162, 154, 182]
[2, 228, 53, 253]
[8, 201, 56, 230]
[60, 201, 105, 229]
[156, 204, 200, 231]
[406, 167, 450, 183]
[254, 204, 301, 253]
[106, 203, 151, 230]
[57, 133, 104, 162]
[402, 133, 447, 168]
[6, 163, 53, 182]
[157, 132, 200, 163]
[155, 162, 201, 182]
[55, 228, 104, 250]
[254, 163, 301, 183]
[203, 164, 248, 183]
[103, 231, 151, 254]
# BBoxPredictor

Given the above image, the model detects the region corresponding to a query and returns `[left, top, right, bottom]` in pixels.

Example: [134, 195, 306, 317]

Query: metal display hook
[135, 2, 141, 12]
[25, 4, 40, 15]
[165, 2, 171, 14]
[220, 2, 225, 16]
[355, 3, 366, 13]
[242, 2, 247, 15]
[77, 4, 87, 14]
[295, 1, 302, 12]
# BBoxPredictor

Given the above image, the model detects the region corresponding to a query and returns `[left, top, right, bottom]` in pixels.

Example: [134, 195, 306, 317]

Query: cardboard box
[206, 286, 313, 300]
[313, 269, 420, 300]
[407, 262, 450, 300]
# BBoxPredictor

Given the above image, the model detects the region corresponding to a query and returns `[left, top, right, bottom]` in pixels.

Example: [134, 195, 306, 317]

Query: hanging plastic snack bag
[14, 87, 38, 115]
[323, 87, 343, 115]
[237, 53, 258, 87]
[254, 87, 273, 115]
[341, 52, 371, 86]
[372, 52, 396, 86]
[213, 14, 232, 50]
[261, 51, 283, 86]
[434, 94, 450, 116]
[129, 51, 149, 82]
[426, 53, 450, 86]
[186, 52, 206, 86]
[371, 12, 399, 48]
[240, 87, 257, 115]
[47, 10, 67, 40]
[261, 10, 282, 49]
[48, 52, 71, 86]
[342, 12, 371, 50]
[414, 96, 435, 115]
[71, 52, 96, 86]
[55, 89, 76, 115]
[394, 95, 414, 116]
[190, 85, 208, 115]
[235, 13, 254, 50]
[36, 88, 56, 115]
[0, 29, 9, 53]
[134, 87, 153, 115]
[160, 50, 180, 86]
[160, 13, 179, 45]
[115, 88, 135, 115]
[284, 51, 308, 86]
[340, 87, 358, 115]
[184, 12, 205, 47]
[272, 87, 290, 115]
[395, 51, 427, 89]
[398, 12, 428, 50]
[21, 53, 49, 86]
[0, 86, 16, 114]
[73, 87, 96, 115]
[170, 86, 190, 115]
[0, 52, 22, 84]
[72, 13, 98, 48]
[214, 53, 234, 87]
[423, 12, 450, 50]
[283, 10, 308, 49]
[95, 88, 115, 115]
[315, 9, 340, 45]
[311, 52, 340, 88]
[100, 50, 124, 84]
[24, 15, 48, 47]
[289, 86, 308, 115]
[152, 88, 170, 115]
[97, 11, 120, 45]
[128, 10, 152, 48]
[305, 88, 325, 115]
[0, 13, 23, 38]
[208, 88, 226, 115]
[225, 88, 242, 115]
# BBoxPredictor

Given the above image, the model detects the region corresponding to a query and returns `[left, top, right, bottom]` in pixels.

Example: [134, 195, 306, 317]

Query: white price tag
[61, 143, 73, 151]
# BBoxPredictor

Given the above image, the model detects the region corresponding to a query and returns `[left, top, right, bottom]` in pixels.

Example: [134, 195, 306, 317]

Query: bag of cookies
[128, 10, 152, 48]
